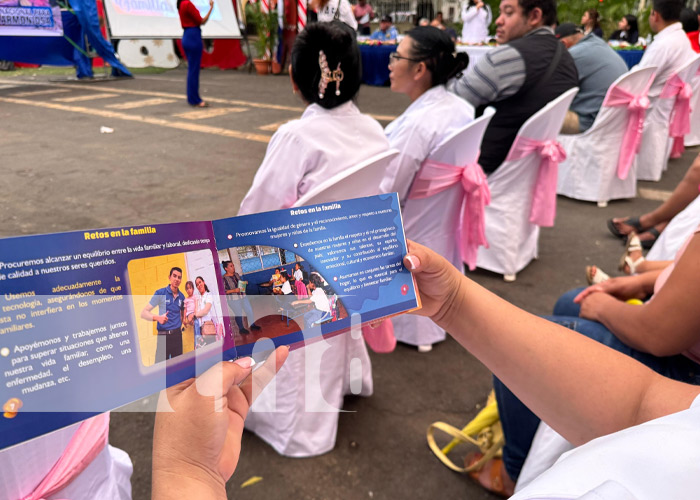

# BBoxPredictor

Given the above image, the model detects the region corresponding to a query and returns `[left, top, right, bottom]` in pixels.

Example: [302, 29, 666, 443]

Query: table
[359, 44, 397, 86]
[614, 50, 644, 69]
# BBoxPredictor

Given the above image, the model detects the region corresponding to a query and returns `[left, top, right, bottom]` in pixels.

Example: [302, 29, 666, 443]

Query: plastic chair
[292, 149, 400, 207]
[684, 68, 700, 147]
[557, 67, 656, 207]
[637, 54, 700, 181]
[476, 87, 579, 282]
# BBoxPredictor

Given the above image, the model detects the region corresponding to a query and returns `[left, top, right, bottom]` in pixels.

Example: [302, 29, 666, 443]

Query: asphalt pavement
[0, 67, 696, 499]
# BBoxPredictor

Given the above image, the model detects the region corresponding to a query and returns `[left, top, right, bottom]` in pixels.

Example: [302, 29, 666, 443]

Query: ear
[527, 6, 543, 27]
[289, 68, 300, 94]
[413, 60, 428, 82]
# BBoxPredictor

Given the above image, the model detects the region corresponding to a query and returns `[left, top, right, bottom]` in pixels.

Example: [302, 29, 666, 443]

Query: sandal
[607, 216, 646, 239]
[638, 227, 660, 250]
[586, 265, 610, 285]
[465, 452, 514, 498]
[619, 234, 645, 274]
[192, 101, 210, 108]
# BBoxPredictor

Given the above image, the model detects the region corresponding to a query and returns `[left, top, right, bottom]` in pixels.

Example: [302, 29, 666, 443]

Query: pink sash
[22, 413, 110, 500]
[407, 158, 490, 271]
[505, 137, 566, 227]
[362, 321, 396, 353]
[602, 82, 651, 179]
[662, 73, 693, 158]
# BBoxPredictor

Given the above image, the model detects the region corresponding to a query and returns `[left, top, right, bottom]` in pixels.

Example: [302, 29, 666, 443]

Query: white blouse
[316, 0, 358, 30]
[239, 100, 390, 215]
[380, 85, 474, 201]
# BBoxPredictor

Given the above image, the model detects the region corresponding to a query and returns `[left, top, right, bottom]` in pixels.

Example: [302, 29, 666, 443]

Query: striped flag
[297, 0, 306, 31]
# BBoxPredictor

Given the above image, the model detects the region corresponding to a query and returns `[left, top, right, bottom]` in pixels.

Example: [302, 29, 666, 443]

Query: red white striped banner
[297, 0, 306, 31]
[260, 0, 269, 14]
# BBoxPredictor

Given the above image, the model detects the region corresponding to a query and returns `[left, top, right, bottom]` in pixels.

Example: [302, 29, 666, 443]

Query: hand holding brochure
[0, 194, 418, 450]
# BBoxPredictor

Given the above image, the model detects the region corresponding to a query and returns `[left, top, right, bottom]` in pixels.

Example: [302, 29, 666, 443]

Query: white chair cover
[293, 149, 399, 207]
[646, 194, 700, 261]
[245, 332, 373, 456]
[0, 424, 133, 500]
[684, 69, 700, 147]
[247, 151, 397, 456]
[557, 67, 657, 206]
[392, 108, 494, 347]
[637, 55, 700, 181]
[476, 87, 579, 280]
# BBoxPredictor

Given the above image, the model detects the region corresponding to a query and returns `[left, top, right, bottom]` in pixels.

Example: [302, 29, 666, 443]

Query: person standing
[141, 267, 185, 363]
[222, 260, 261, 335]
[354, 0, 374, 35]
[178, 0, 215, 107]
[461, 0, 492, 44]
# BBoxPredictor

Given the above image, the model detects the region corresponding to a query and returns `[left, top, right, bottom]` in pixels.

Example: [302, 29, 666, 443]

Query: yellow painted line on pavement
[0, 96, 272, 143]
[10, 88, 71, 97]
[258, 120, 291, 131]
[0, 78, 398, 120]
[54, 93, 119, 103]
[106, 98, 176, 110]
[638, 187, 672, 202]
[173, 107, 248, 120]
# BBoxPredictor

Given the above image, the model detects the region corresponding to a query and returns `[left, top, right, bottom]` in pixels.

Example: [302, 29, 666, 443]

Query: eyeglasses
[389, 52, 423, 66]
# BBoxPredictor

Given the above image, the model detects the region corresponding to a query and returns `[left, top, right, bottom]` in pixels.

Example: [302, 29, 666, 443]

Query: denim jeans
[227, 296, 257, 331]
[497, 287, 700, 482]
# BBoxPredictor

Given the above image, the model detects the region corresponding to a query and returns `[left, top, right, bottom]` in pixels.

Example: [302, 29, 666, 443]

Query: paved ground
[0, 67, 696, 500]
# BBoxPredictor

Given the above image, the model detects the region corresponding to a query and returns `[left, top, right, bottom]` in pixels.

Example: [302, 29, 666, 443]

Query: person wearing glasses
[379, 26, 473, 352]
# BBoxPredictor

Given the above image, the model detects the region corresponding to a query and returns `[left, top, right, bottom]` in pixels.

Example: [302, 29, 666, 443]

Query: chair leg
[503, 273, 517, 282]
[597, 200, 608, 208]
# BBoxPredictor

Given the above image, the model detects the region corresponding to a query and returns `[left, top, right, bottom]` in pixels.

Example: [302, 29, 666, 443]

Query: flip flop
[607, 216, 645, 239]
[619, 234, 645, 274]
[465, 452, 513, 498]
[192, 101, 210, 108]
[586, 265, 610, 285]
[639, 227, 660, 250]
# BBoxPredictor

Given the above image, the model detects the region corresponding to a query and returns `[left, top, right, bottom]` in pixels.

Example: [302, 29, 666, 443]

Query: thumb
[195, 359, 254, 403]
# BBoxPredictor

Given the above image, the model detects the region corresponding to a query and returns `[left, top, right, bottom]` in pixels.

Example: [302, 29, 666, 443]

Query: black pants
[155, 328, 183, 363]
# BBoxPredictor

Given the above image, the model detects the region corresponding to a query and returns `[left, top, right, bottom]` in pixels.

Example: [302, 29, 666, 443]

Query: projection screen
[103, 0, 241, 39]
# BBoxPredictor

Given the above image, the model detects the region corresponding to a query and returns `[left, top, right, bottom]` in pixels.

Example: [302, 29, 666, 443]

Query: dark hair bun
[291, 21, 362, 109]
[406, 26, 469, 87]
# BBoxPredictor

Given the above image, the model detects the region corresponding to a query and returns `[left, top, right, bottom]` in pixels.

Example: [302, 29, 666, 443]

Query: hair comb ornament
[318, 50, 344, 99]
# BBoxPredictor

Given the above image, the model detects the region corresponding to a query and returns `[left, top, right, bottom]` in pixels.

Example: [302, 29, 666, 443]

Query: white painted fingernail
[405, 255, 419, 270]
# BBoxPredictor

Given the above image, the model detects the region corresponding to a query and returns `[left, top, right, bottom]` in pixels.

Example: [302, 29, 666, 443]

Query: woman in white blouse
[461, 0, 491, 44]
[194, 276, 217, 346]
[311, 0, 357, 30]
[380, 26, 474, 352]
[239, 21, 386, 458]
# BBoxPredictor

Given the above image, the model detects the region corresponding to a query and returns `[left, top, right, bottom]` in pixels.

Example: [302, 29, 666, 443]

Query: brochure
[0, 193, 418, 450]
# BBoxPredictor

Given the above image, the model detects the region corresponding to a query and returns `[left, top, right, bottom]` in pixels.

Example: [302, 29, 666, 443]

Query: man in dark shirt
[450, 0, 579, 174]
[141, 267, 185, 363]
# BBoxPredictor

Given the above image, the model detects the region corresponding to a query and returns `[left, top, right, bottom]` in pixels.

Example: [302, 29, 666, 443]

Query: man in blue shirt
[555, 22, 628, 133]
[141, 267, 185, 363]
[370, 15, 398, 42]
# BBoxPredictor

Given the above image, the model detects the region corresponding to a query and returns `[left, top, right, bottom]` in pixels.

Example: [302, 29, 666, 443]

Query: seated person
[450, 0, 578, 174]
[370, 15, 398, 42]
[272, 272, 293, 295]
[580, 8, 603, 37]
[554, 22, 628, 133]
[608, 152, 700, 249]
[155, 244, 700, 499]
[291, 275, 333, 327]
[609, 14, 639, 44]
[270, 268, 283, 285]
[237, 21, 380, 457]
[482, 223, 700, 496]
[379, 26, 473, 351]
[680, 7, 700, 51]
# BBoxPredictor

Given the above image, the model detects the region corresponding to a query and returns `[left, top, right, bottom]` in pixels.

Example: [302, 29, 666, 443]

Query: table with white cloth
[455, 44, 495, 67]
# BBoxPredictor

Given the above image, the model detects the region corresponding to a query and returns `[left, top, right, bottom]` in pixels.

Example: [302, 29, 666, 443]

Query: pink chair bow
[23, 413, 110, 500]
[505, 137, 566, 227]
[407, 158, 490, 270]
[603, 84, 651, 179]
[662, 73, 693, 158]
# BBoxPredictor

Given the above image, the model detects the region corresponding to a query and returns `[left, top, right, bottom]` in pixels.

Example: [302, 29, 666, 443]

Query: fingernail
[234, 357, 253, 369]
[405, 255, 420, 270]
